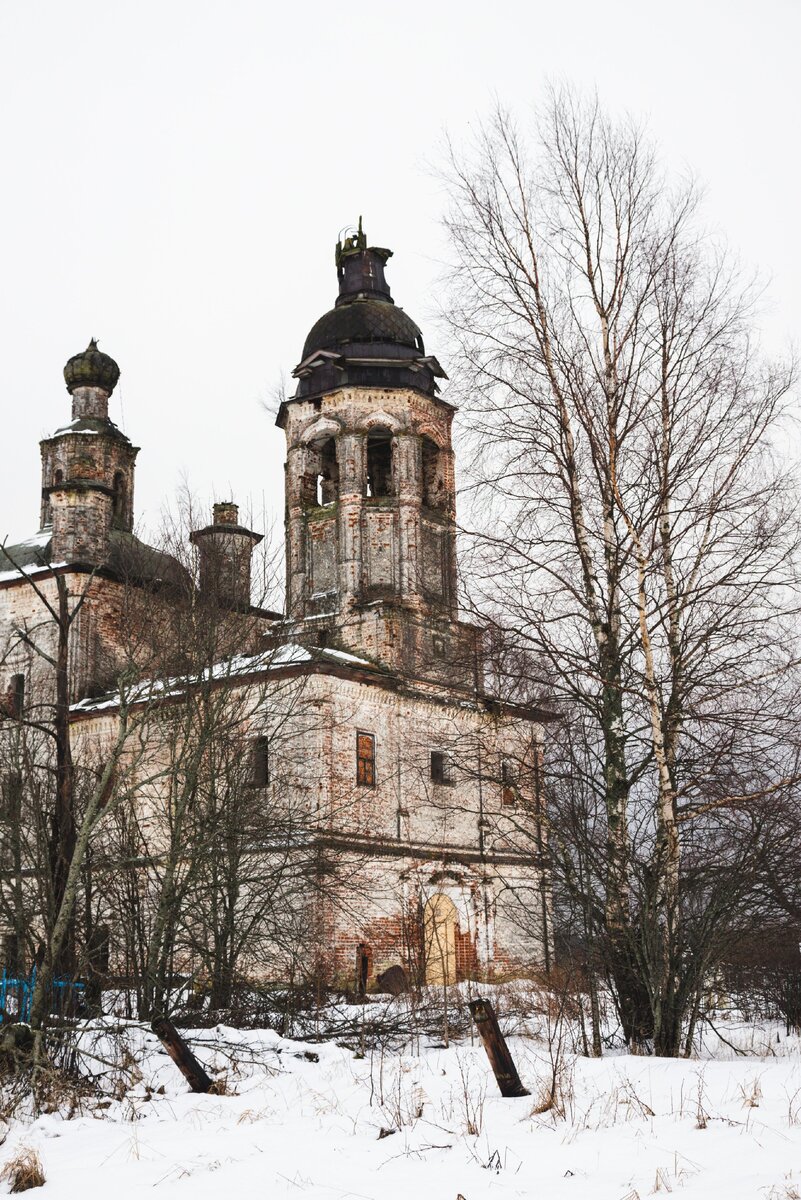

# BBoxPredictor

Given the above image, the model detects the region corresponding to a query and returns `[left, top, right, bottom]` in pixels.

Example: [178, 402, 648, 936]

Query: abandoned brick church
[0, 225, 552, 990]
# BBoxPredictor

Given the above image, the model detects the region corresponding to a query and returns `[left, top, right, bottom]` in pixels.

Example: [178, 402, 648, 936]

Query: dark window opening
[112, 471, 127, 528]
[10, 675, 24, 720]
[501, 760, 517, 807]
[422, 437, 446, 510]
[365, 428, 395, 498]
[356, 942, 371, 996]
[317, 629, 329, 647]
[317, 438, 339, 505]
[251, 736, 269, 787]
[430, 750, 454, 786]
[44, 469, 63, 524]
[356, 731, 376, 787]
[302, 438, 339, 508]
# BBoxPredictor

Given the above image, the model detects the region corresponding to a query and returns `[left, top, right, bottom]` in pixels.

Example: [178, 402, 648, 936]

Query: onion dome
[289, 219, 446, 404]
[63, 339, 120, 395]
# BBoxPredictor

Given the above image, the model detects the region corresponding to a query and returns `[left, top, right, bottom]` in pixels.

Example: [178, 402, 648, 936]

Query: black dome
[302, 299, 425, 361]
[288, 224, 447, 405]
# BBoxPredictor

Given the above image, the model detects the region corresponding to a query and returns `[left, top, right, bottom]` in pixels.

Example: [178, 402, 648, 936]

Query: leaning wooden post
[469, 998, 529, 1098]
[151, 1015, 213, 1094]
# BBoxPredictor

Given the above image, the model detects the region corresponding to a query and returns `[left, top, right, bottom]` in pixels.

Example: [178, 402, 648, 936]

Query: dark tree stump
[469, 998, 529, 1098]
[151, 1015, 213, 1094]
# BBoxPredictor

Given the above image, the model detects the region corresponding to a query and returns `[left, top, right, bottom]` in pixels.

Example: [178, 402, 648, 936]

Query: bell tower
[40, 340, 138, 567]
[278, 223, 480, 686]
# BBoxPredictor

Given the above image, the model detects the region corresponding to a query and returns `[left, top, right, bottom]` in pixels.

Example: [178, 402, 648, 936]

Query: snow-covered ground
[2, 999, 801, 1198]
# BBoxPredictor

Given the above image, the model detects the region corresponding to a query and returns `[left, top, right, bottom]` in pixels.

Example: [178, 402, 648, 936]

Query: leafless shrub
[739, 1075, 763, 1108]
[377, 1061, 424, 1131]
[453, 1052, 486, 1136]
[695, 1071, 709, 1130]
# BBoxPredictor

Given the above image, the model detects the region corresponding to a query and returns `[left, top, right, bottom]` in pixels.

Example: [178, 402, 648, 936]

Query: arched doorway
[355, 942, 371, 996]
[424, 894, 457, 985]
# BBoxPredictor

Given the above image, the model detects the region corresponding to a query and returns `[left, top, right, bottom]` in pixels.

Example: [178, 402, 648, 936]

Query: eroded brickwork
[0, 241, 552, 989]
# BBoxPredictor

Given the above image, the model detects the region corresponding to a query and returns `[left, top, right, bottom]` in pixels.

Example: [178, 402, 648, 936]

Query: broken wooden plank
[468, 997, 529, 1098]
[151, 1015, 213, 1094]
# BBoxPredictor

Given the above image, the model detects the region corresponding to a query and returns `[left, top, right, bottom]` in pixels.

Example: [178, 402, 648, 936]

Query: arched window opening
[423, 894, 457, 985]
[112, 471, 126, 528]
[365, 428, 395, 498]
[44, 469, 63, 525]
[422, 437, 446, 510]
[302, 437, 339, 507]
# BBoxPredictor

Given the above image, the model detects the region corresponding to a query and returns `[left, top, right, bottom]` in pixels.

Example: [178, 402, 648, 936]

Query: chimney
[190, 502, 263, 609]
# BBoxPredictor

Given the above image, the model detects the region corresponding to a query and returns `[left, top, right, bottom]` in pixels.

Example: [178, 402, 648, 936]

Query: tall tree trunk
[50, 577, 77, 978]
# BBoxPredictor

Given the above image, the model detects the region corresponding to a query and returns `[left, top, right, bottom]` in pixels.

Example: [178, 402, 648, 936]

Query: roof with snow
[0, 528, 190, 592]
[70, 642, 381, 715]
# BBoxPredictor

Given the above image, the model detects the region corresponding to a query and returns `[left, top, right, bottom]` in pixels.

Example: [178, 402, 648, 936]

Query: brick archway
[424, 894, 457, 985]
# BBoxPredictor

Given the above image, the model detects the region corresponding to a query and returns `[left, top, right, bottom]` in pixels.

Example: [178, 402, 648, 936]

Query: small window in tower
[422, 437, 446, 510]
[112, 472, 126, 528]
[356, 731, 376, 787]
[44, 470, 63, 525]
[365, 428, 395, 498]
[251, 736, 269, 787]
[430, 750, 454, 785]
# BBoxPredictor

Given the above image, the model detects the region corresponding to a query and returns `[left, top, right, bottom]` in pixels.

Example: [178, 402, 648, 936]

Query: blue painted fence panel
[0, 967, 85, 1022]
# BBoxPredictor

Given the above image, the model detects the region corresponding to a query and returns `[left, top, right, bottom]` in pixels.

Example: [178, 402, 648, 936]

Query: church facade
[0, 226, 552, 991]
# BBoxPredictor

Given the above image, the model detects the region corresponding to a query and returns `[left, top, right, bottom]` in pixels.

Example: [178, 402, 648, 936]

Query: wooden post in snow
[151, 1015, 213, 1094]
[469, 998, 529, 1098]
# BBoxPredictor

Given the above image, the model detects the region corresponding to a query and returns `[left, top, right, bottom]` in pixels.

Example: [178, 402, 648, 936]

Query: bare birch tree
[442, 88, 801, 1053]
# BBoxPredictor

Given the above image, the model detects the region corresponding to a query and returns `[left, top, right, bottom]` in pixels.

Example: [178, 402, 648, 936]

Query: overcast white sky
[1, 0, 798, 547]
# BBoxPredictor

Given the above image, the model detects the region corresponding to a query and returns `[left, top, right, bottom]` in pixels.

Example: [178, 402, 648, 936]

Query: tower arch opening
[43, 468, 64, 525]
[421, 436, 446, 511]
[365, 427, 395, 498]
[302, 437, 339, 507]
[112, 471, 127, 528]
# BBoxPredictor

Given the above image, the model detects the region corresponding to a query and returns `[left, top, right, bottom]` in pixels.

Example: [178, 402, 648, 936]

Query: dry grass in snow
[0, 994, 799, 1197]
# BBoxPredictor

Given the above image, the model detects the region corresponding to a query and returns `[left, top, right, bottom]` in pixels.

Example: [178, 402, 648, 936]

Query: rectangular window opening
[356, 731, 376, 787]
[10, 675, 24, 719]
[430, 750, 454, 786]
[251, 736, 269, 787]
